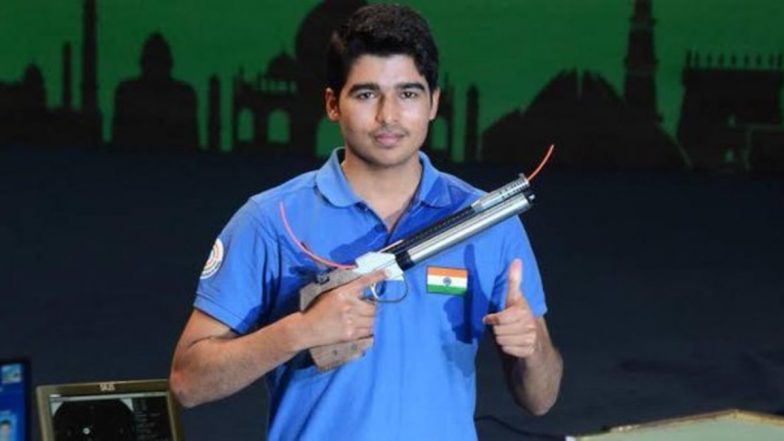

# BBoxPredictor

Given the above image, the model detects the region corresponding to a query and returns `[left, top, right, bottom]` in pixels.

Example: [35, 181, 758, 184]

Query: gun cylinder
[387, 175, 532, 256]
[470, 175, 530, 212]
[396, 193, 533, 270]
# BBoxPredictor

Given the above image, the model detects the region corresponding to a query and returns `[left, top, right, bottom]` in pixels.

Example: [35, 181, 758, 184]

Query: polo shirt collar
[315, 148, 452, 208]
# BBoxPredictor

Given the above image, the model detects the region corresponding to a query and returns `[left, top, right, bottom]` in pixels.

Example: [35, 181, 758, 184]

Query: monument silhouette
[80, 0, 102, 144]
[111, 33, 199, 150]
[482, 0, 683, 169]
[207, 75, 221, 151]
[0, 65, 47, 145]
[483, 70, 683, 169]
[232, 0, 366, 156]
[624, 0, 660, 122]
[232, 51, 301, 153]
[231, 0, 459, 159]
[677, 52, 784, 172]
[421, 77, 456, 162]
[2, 0, 783, 172]
[0, 0, 102, 147]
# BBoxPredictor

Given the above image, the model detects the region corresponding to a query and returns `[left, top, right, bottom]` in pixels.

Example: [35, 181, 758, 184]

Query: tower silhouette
[422, 77, 455, 162]
[624, 0, 659, 121]
[81, 0, 102, 143]
[62, 43, 73, 110]
[482, 0, 682, 170]
[207, 75, 221, 151]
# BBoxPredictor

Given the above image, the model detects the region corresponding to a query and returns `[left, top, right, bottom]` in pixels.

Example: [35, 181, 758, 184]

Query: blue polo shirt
[195, 149, 547, 441]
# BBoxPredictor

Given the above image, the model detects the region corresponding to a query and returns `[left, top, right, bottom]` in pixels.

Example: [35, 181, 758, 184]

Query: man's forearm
[504, 323, 563, 415]
[170, 312, 309, 408]
[170, 275, 381, 407]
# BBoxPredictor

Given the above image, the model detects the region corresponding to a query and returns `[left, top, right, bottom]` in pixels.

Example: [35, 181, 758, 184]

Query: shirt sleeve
[194, 200, 280, 334]
[492, 217, 548, 317]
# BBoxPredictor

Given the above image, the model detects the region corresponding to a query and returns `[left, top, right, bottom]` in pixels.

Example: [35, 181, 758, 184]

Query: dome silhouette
[266, 51, 298, 80]
[295, 0, 366, 94]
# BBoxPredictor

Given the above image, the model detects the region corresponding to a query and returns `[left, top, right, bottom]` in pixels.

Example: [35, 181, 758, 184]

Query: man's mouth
[372, 130, 405, 147]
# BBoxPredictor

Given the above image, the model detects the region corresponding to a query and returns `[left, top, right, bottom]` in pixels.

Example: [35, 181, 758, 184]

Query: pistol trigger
[368, 282, 380, 302]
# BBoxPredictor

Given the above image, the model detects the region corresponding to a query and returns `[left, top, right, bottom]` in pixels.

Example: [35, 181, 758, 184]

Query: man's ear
[429, 87, 441, 121]
[325, 88, 340, 121]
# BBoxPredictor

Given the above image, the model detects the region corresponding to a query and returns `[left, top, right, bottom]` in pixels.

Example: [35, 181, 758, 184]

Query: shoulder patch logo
[200, 239, 224, 279]
[426, 266, 468, 295]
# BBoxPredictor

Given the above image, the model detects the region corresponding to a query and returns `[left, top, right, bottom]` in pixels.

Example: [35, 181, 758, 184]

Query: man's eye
[355, 91, 375, 100]
[401, 91, 419, 99]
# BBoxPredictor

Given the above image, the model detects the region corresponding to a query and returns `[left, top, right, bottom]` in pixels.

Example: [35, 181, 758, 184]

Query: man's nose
[375, 95, 398, 124]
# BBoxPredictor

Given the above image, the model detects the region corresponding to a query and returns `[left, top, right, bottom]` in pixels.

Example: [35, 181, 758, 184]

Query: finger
[495, 333, 536, 348]
[500, 345, 536, 358]
[345, 325, 373, 341]
[482, 312, 499, 326]
[505, 258, 524, 306]
[353, 301, 377, 317]
[505, 259, 533, 312]
[357, 270, 389, 287]
[483, 308, 520, 326]
[491, 321, 535, 337]
[345, 270, 388, 298]
[352, 316, 375, 330]
[356, 328, 375, 340]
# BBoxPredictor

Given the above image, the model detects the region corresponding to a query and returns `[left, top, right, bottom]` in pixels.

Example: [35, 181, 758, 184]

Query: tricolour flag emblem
[426, 266, 468, 295]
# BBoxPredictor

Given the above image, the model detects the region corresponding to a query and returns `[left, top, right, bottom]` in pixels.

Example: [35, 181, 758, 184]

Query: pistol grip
[309, 337, 373, 371]
[299, 268, 360, 310]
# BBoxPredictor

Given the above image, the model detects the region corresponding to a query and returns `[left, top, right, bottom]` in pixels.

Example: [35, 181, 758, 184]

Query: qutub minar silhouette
[0, 0, 782, 172]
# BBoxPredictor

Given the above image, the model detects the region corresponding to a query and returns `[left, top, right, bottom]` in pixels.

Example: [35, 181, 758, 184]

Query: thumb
[504, 258, 529, 309]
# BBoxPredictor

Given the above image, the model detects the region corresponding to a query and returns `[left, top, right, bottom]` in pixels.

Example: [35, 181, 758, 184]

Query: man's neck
[341, 152, 422, 231]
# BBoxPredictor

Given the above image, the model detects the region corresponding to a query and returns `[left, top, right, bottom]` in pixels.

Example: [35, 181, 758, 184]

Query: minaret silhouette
[623, 0, 659, 121]
[82, 0, 97, 112]
[81, 0, 102, 142]
[62, 43, 72, 109]
[207, 75, 221, 151]
[464, 84, 479, 163]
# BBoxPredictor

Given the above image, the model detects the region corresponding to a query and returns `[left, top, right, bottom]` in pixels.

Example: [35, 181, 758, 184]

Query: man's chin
[365, 151, 418, 170]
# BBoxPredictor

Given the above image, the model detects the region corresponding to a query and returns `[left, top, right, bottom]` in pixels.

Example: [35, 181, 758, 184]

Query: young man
[0, 420, 11, 441]
[170, 4, 562, 440]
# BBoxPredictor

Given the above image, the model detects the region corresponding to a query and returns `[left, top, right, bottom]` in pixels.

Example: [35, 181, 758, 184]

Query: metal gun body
[299, 175, 535, 370]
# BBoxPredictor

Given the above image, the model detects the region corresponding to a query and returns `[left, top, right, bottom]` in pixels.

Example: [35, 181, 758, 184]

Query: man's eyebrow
[397, 82, 426, 91]
[347, 83, 380, 94]
[346, 82, 427, 94]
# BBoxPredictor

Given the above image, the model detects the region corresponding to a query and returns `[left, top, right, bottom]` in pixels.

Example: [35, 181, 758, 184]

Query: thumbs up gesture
[482, 258, 540, 358]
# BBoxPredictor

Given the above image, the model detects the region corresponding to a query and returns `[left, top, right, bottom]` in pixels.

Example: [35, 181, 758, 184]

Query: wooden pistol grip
[309, 337, 374, 371]
[299, 268, 371, 370]
[299, 268, 360, 310]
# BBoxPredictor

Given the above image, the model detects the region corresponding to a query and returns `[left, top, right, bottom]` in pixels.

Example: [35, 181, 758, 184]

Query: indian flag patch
[426, 266, 468, 295]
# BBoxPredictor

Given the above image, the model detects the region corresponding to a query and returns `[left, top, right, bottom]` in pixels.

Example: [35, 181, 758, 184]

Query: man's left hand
[482, 258, 540, 358]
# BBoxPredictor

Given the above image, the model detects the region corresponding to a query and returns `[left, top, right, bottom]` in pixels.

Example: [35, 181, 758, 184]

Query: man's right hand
[299, 271, 386, 348]
[170, 270, 387, 407]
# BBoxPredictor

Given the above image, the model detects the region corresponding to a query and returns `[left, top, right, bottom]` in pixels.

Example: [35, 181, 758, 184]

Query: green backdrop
[2, 0, 783, 161]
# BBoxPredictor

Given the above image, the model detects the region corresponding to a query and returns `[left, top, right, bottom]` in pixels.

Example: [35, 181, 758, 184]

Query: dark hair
[326, 4, 439, 95]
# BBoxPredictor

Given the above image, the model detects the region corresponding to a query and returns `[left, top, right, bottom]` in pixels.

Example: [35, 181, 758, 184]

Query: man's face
[0, 423, 10, 441]
[325, 54, 440, 169]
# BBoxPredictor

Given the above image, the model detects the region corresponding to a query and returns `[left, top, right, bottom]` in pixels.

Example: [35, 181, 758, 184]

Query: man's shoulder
[239, 170, 319, 221]
[434, 168, 486, 205]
